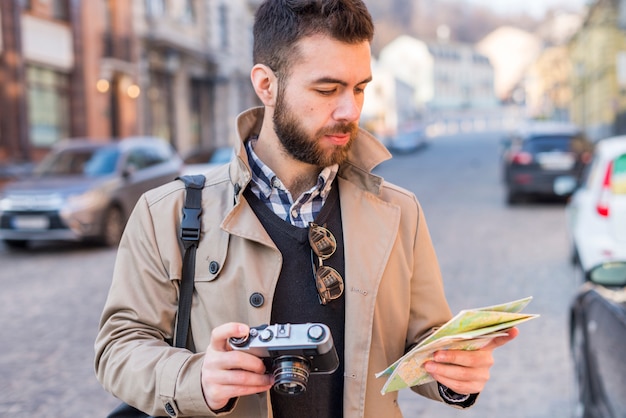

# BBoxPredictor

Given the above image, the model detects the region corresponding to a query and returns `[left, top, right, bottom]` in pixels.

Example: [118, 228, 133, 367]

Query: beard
[273, 88, 358, 167]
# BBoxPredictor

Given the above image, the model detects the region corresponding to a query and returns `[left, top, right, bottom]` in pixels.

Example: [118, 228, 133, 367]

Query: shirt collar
[245, 137, 338, 201]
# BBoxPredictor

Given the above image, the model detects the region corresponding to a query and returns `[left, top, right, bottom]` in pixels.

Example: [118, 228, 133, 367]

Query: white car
[566, 136, 626, 272]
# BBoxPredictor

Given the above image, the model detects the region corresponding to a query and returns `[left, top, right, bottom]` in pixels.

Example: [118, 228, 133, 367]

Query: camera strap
[106, 175, 205, 418]
[175, 174, 205, 348]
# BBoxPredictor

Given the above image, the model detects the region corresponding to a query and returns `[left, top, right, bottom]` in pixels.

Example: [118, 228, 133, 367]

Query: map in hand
[376, 296, 539, 394]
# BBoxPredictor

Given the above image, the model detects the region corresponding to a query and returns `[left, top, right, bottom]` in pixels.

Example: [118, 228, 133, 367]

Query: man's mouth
[325, 133, 351, 146]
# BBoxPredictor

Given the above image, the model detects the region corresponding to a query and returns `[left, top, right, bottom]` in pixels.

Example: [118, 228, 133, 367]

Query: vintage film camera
[229, 323, 339, 395]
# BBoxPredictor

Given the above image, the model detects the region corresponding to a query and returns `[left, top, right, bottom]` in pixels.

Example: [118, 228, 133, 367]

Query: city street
[0, 131, 580, 417]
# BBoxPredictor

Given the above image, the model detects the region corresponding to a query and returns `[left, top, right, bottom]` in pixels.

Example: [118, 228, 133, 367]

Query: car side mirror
[122, 165, 137, 179]
[586, 261, 626, 286]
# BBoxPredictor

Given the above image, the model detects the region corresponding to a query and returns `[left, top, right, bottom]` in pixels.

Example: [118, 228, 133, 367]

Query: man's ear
[251, 64, 278, 106]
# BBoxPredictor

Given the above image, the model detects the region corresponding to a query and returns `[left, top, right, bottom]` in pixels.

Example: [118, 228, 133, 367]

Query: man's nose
[333, 93, 361, 123]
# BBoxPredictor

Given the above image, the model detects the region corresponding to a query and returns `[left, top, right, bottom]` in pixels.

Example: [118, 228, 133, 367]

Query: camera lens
[272, 355, 310, 395]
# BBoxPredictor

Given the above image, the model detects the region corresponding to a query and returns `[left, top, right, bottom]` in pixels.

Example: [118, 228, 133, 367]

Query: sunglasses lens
[315, 265, 344, 305]
[309, 223, 336, 259]
[309, 223, 343, 304]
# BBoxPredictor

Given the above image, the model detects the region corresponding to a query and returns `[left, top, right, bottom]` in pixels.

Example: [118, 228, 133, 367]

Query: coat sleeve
[405, 198, 477, 408]
[94, 191, 220, 417]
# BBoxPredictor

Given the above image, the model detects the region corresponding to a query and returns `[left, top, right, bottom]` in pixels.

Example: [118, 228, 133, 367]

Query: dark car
[502, 122, 593, 204]
[0, 137, 181, 249]
[569, 261, 626, 418]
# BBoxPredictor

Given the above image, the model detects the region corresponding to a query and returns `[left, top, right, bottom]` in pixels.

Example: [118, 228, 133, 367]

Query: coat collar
[230, 107, 393, 197]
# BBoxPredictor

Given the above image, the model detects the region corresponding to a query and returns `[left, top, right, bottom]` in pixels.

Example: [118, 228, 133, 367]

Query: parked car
[566, 136, 626, 272]
[569, 261, 626, 418]
[502, 121, 594, 204]
[0, 137, 181, 249]
[385, 127, 427, 154]
[181, 145, 234, 175]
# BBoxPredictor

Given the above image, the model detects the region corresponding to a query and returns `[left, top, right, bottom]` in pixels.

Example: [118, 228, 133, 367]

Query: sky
[463, 0, 588, 18]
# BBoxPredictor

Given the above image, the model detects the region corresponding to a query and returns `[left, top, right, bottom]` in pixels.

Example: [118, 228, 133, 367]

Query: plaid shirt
[245, 138, 338, 228]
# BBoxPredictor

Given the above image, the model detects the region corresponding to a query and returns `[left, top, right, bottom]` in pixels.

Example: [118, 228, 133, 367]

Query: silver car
[0, 137, 181, 249]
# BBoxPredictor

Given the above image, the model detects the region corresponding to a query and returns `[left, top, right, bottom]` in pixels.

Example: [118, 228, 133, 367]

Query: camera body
[229, 323, 339, 395]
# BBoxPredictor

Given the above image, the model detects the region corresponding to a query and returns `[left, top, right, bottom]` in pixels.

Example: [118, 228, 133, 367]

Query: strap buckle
[180, 207, 202, 243]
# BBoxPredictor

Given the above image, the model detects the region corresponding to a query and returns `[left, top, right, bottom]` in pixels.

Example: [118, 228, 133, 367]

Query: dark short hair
[253, 0, 374, 75]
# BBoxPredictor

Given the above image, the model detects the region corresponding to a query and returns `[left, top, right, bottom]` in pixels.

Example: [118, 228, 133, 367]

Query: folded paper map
[376, 296, 539, 394]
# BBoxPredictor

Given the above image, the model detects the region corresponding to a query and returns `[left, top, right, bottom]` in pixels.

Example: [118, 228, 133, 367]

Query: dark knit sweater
[244, 183, 345, 418]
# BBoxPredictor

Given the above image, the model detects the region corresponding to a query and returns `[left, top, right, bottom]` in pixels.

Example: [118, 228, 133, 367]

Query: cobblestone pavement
[0, 132, 579, 417]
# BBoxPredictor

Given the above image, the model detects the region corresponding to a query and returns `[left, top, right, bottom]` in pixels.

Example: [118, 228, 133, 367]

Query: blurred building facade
[523, 12, 583, 121]
[377, 34, 497, 112]
[0, 0, 258, 165]
[525, 45, 573, 121]
[362, 57, 417, 142]
[134, 0, 258, 158]
[0, 0, 82, 162]
[365, 34, 497, 139]
[476, 26, 543, 104]
[569, 0, 626, 141]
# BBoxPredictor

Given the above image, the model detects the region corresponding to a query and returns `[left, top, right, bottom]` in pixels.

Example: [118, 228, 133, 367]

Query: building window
[146, 0, 166, 18]
[182, 0, 196, 23]
[147, 71, 172, 142]
[26, 66, 70, 147]
[218, 3, 229, 50]
[52, 0, 70, 21]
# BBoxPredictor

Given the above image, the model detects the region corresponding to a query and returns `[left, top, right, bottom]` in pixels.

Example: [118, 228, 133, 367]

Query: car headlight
[0, 195, 10, 212]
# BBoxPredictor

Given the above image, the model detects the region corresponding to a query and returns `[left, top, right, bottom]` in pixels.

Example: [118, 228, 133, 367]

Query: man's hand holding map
[376, 296, 539, 394]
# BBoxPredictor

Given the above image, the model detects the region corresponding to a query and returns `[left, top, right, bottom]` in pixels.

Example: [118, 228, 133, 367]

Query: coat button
[164, 401, 176, 416]
[249, 292, 265, 307]
[208, 261, 220, 274]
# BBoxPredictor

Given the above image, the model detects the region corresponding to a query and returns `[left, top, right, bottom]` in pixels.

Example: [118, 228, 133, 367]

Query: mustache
[318, 123, 358, 136]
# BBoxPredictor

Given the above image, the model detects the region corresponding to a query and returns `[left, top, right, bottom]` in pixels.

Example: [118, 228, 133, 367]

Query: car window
[144, 145, 171, 166]
[126, 149, 151, 171]
[125, 145, 172, 171]
[36, 147, 118, 176]
[84, 148, 120, 176]
[526, 136, 573, 153]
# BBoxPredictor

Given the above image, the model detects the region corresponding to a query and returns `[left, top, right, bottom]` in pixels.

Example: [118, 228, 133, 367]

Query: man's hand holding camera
[201, 323, 274, 411]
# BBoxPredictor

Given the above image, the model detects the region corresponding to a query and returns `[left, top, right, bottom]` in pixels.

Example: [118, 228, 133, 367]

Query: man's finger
[209, 323, 250, 351]
[483, 327, 519, 351]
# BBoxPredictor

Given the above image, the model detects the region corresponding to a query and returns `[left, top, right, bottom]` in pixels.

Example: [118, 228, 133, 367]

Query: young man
[95, 1, 518, 417]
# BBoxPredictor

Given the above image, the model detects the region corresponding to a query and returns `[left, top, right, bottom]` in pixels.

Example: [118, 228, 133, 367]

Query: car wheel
[101, 206, 125, 247]
[2, 239, 29, 250]
[572, 319, 594, 418]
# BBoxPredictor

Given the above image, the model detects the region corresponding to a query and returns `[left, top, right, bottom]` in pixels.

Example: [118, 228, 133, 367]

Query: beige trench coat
[95, 108, 454, 417]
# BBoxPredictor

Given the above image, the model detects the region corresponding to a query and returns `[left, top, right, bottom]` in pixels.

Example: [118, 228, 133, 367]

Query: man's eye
[317, 89, 336, 96]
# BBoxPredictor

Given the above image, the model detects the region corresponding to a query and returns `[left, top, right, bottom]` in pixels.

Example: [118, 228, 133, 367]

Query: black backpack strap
[174, 174, 205, 348]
